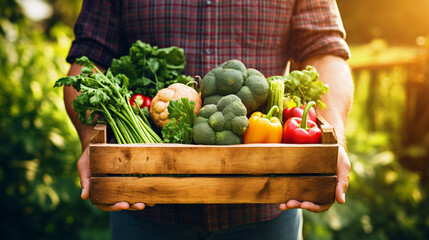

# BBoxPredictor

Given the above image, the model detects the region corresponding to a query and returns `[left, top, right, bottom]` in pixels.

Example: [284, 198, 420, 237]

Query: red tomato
[130, 94, 151, 109]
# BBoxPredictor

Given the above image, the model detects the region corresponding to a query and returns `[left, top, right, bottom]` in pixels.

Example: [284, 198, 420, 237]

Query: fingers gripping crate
[89, 117, 338, 206]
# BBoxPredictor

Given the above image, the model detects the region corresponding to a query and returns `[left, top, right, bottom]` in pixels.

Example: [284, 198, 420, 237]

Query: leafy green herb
[161, 98, 196, 144]
[54, 56, 162, 144]
[267, 65, 329, 108]
[110, 41, 194, 98]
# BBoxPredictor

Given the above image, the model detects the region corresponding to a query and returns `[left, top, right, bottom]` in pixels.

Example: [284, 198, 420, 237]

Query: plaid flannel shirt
[67, 0, 350, 232]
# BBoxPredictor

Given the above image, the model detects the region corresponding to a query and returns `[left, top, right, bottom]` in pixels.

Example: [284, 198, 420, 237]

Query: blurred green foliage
[302, 46, 429, 239]
[304, 138, 429, 239]
[0, 1, 111, 239]
[1, 0, 429, 239]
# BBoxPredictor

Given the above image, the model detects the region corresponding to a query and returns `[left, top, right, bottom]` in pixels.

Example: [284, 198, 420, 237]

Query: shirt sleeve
[66, 0, 128, 68]
[288, 0, 351, 63]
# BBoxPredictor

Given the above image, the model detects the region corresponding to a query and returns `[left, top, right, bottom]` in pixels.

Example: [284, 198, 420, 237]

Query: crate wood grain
[91, 176, 336, 205]
[89, 116, 338, 205]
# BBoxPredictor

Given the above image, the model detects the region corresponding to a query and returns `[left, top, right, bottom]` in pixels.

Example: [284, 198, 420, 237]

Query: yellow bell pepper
[243, 106, 283, 143]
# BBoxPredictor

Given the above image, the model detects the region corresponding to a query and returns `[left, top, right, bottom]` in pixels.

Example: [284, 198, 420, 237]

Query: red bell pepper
[283, 104, 317, 123]
[130, 94, 151, 109]
[282, 101, 321, 144]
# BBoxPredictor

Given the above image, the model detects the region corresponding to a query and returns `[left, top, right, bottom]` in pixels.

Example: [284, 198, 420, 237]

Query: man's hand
[279, 55, 353, 213]
[334, 146, 350, 205]
[279, 145, 350, 212]
[67, 63, 146, 211]
[78, 146, 146, 211]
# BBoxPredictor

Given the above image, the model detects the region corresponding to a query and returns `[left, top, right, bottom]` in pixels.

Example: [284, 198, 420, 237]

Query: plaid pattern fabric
[67, 0, 349, 76]
[67, 0, 350, 232]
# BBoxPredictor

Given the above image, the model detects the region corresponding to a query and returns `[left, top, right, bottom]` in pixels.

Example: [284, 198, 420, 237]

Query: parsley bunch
[161, 98, 196, 144]
[54, 56, 162, 144]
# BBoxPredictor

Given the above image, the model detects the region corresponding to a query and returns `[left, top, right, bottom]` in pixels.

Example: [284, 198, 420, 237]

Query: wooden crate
[89, 117, 338, 205]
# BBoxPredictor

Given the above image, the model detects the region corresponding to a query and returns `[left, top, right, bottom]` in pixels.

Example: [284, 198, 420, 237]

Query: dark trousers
[110, 209, 302, 240]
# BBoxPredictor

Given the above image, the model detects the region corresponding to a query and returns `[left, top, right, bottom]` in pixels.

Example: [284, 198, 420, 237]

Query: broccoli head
[193, 95, 249, 145]
[201, 59, 269, 113]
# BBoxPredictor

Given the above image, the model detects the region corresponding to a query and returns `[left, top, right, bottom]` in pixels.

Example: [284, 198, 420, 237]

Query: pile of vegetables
[197, 60, 328, 144]
[55, 41, 329, 146]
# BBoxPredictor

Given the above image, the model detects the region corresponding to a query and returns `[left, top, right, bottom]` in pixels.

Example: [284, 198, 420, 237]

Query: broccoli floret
[220, 59, 247, 76]
[193, 120, 216, 144]
[230, 116, 249, 136]
[216, 69, 244, 95]
[201, 59, 269, 113]
[208, 112, 225, 132]
[197, 104, 218, 118]
[216, 130, 241, 145]
[203, 95, 222, 105]
[193, 95, 249, 145]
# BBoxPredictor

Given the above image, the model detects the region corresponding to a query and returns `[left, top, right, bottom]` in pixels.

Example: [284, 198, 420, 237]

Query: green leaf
[73, 92, 90, 108]
[157, 46, 186, 68]
[130, 77, 153, 89]
[162, 121, 193, 144]
[80, 66, 93, 75]
[167, 98, 196, 121]
[89, 89, 110, 105]
[173, 75, 195, 86]
[147, 57, 160, 72]
[110, 56, 138, 81]
[77, 110, 87, 125]
[110, 40, 191, 98]
[113, 73, 130, 90]
[87, 111, 97, 125]
[161, 98, 196, 144]
[75, 56, 95, 69]
[53, 76, 77, 88]
[272, 65, 328, 108]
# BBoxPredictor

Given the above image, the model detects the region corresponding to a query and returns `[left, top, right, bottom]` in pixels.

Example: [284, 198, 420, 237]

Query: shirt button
[206, 0, 212, 6]
[204, 49, 212, 55]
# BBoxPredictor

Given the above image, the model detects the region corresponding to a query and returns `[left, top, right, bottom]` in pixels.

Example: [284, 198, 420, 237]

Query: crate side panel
[90, 144, 338, 175]
[90, 176, 336, 205]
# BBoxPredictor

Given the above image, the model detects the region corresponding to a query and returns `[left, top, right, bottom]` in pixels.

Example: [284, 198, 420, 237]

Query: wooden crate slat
[90, 124, 107, 144]
[90, 144, 338, 175]
[90, 176, 336, 205]
[317, 115, 338, 144]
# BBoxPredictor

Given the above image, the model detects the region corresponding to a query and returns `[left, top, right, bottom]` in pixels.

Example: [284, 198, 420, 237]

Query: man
[64, 0, 352, 239]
